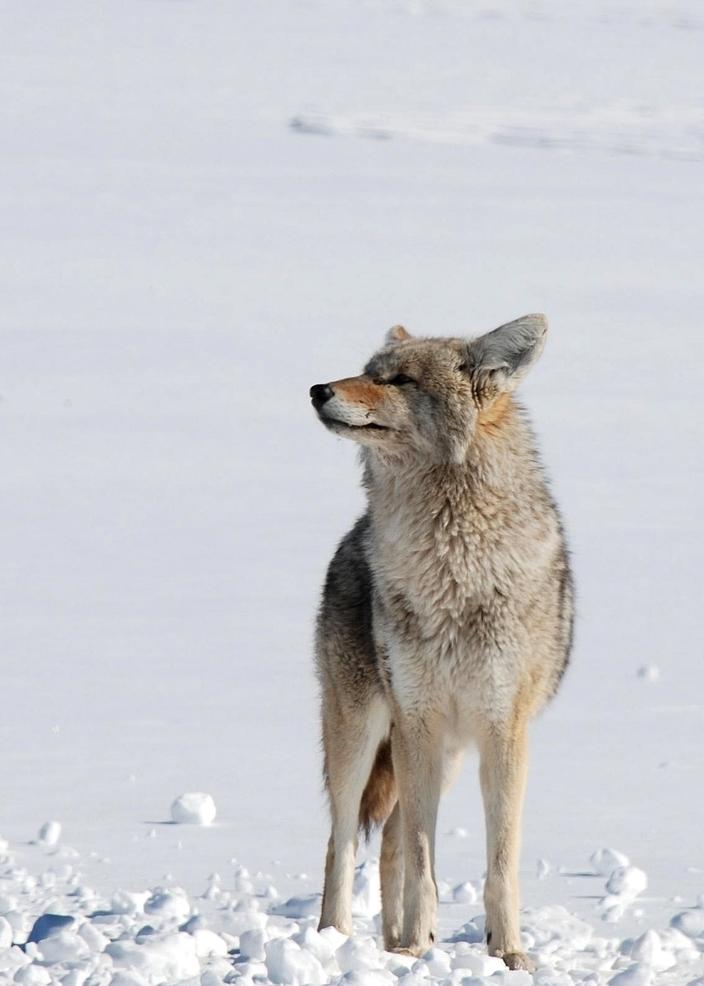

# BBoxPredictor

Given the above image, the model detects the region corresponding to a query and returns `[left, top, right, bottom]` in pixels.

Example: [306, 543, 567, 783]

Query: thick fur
[312, 315, 574, 969]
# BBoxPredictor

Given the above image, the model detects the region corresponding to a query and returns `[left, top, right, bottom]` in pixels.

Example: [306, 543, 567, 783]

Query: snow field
[1, 0, 703, 983]
[1, 833, 703, 986]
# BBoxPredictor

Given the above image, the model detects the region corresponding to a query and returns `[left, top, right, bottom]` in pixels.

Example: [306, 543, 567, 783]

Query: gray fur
[311, 315, 574, 968]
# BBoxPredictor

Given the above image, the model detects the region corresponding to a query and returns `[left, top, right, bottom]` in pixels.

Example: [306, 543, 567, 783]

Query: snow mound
[36, 821, 61, 848]
[271, 893, 321, 919]
[170, 792, 217, 825]
[265, 936, 327, 985]
[671, 908, 704, 938]
[591, 848, 631, 877]
[607, 865, 648, 898]
[452, 881, 478, 904]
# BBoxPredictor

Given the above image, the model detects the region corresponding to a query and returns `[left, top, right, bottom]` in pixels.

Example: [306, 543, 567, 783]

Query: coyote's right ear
[466, 314, 547, 403]
[385, 325, 411, 344]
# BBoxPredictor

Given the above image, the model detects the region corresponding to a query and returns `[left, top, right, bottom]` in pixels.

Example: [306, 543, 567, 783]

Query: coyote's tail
[358, 739, 396, 838]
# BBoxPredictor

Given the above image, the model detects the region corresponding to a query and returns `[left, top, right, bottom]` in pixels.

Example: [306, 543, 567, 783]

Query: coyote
[310, 315, 573, 970]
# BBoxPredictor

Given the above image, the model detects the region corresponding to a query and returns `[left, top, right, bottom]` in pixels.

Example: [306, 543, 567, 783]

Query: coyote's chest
[367, 479, 555, 719]
[369, 485, 521, 650]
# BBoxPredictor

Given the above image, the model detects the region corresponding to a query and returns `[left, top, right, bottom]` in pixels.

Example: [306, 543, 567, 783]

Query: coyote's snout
[312, 315, 574, 970]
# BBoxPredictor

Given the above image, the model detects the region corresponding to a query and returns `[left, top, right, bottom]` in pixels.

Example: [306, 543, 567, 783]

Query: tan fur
[359, 739, 397, 837]
[331, 376, 387, 410]
[311, 316, 573, 969]
[477, 390, 513, 433]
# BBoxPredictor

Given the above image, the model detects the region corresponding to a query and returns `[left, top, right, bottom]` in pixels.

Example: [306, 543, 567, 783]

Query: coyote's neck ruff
[363, 401, 560, 656]
[311, 315, 573, 971]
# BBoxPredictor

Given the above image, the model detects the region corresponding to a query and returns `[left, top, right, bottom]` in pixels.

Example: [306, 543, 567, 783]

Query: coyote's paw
[495, 950, 535, 972]
[390, 936, 435, 959]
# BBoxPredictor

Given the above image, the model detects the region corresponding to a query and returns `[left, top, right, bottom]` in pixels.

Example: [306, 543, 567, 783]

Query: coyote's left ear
[466, 313, 547, 401]
[385, 325, 411, 344]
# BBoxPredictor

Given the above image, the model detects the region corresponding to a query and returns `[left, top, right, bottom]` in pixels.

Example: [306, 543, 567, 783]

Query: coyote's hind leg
[380, 801, 403, 948]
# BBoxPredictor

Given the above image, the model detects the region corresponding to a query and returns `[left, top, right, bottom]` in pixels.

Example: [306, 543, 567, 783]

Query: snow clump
[170, 792, 217, 825]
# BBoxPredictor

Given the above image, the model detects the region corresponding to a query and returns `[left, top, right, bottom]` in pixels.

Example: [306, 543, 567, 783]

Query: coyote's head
[310, 314, 547, 464]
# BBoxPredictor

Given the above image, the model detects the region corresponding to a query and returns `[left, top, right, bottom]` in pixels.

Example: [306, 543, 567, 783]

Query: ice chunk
[265, 936, 326, 985]
[144, 887, 191, 923]
[170, 792, 217, 825]
[37, 821, 61, 848]
[271, 894, 321, 919]
[293, 925, 338, 967]
[240, 927, 266, 961]
[607, 866, 647, 898]
[201, 972, 226, 986]
[0, 894, 17, 915]
[107, 931, 199, 981]
[671, 908, 704, 938]
[537, 858, 552, 880]
[192, 928, 228, 958]
[318, 925, 348, 950]
[452, 881, 478, 904]
[37, 930, 90, 963]
[591, 849, 630, 877]
[111, 890, 149, 915]
[629, 930, 675, 971]
[79, 920, 110, 952]
[336, 936, 385, 974]
[609, 962, 653, 986]
[340, 972, 395, 986]
[14, 966, 52, 985]
[422, 947, 451, 977]
[222, 907, 267, 936]
[451, 941, 505, 975]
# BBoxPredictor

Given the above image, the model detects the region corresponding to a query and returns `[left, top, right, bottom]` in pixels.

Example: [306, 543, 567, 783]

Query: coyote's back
[311, 316, 573, 970]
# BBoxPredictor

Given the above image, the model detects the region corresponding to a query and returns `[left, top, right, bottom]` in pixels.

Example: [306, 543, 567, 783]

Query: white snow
[352, 860, 382, 919]
[537, 859, 552, 881]
[629, 930, 677, 972]
[36, 821, 61, 848]
[265, 936, 327, 986]
[452, 882, 479, 905]
[671, 909, 704, 939]
[0, 0, 703, 983]
[592, 850, 631, 878]
[170, 792, 217, 826]
[0, 829, 700, 983]
[607, 866, 649, 899]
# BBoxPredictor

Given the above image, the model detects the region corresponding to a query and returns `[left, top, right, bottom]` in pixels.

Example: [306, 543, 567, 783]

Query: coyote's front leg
[478, 715, 534, 972]
[392, 711, 443, 957]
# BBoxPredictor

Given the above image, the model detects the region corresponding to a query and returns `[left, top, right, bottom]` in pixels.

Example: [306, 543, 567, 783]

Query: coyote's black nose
[310, 383, 333, 409]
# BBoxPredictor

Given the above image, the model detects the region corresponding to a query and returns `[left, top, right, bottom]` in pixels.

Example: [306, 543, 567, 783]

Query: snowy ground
[1, 1, 703, 983]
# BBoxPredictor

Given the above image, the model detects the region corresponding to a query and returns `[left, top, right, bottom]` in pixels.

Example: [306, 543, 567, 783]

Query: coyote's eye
[457, 362, 469, 373]
[387, 373, 415, 386]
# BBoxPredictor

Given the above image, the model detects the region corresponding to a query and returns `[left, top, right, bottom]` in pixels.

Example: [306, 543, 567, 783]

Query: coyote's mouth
[319, 414, 389, 432]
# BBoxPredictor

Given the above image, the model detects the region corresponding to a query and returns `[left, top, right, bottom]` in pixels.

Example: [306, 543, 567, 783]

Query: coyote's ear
[466, 313, 547, 401]
[385, 325, 411, 344]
